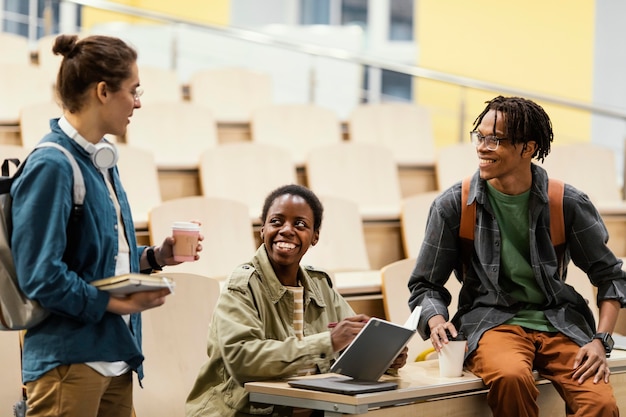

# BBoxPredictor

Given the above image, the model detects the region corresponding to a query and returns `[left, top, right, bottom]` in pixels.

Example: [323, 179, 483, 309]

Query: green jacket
[185, 245, 356, 417]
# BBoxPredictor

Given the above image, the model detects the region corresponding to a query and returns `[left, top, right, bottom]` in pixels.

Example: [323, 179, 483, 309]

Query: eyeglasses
[131, 86, 144, 102]
[470, 131, 508, 151]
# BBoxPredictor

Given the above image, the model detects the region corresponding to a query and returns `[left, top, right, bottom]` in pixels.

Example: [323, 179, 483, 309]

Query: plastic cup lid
[172, 221, 200, 231]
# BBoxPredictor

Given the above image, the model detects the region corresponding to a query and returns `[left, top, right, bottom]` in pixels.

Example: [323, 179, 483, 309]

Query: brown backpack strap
[460, 176, 475, 241]
[548, 178, 566, 278]
[459, 176, 566, 279]
[459, 176, 475, 277]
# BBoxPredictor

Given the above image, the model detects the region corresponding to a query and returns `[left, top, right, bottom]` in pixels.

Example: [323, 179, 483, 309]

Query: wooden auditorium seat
[305, 142, 403, 221]
[125, 102, 218, 170]
[19, 101, 63, 149]
[300, 195, 381, 296]
[380, 257, 461, 362]
[0, 331, 23, 410]
[35, 33, 64, 88]
[435, 142, 477, 191]
[188, 67, 272, 124]
[540, 143, 623, 205]
[251, 103, 343, 166]
[116, 144, 162, 231]
[137, 66, 183, 105]
[0, 144, 30, 173]
[0, 63, 53, 125]
[148, 196, 256, 280]
[0, 32, 31, 65]
[198, 142, 297, 223]
[400, 191, 440, 259]
[348, 103, 436, 168]
[133, 273, 221, 417]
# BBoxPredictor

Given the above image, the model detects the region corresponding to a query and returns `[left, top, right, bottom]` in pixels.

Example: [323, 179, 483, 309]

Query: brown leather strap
[548, 178, 565, 247]
[460, 176, 474, 241]
[459, 176, 566, 279]
[548, 178, 566, 278]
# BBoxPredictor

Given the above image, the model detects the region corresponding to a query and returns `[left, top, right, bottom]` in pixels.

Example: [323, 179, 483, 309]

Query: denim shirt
[408, 164, 626, 357]
[11, 119, 146, 383]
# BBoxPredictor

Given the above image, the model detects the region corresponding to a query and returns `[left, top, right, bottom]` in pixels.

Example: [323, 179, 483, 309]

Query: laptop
[288, 316, 418, 395]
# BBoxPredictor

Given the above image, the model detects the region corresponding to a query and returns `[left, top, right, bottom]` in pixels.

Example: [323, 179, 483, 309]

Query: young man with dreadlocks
[408, 96, 625, 417]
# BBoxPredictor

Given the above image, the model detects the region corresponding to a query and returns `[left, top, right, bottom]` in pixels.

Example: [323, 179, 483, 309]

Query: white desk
[247, 350, 626, 416]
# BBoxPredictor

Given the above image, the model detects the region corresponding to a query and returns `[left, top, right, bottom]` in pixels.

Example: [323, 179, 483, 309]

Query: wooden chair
[540, 143, 622, 204]
[305, 142, 403, 221]
[0, 32, 31, 65]
[380, 257, 462, 362]
[251, 104, 343, 166]
[0, 145, 31, 174]
[188, 67, 272, 123]
[0, 331, 23, 410]
[137, 66, 183, 105]
[148, 196, 256, 280]
[198, 142, 297, 223]
[348, 103, 436, 167]
[36, 33, 64, 88]
[133, 273, 221, 417]
[116, 144, 162, 231]
[435, 143, 477, 191]
[19, 101, 63, 149]
[125, 102, 218, 169]
[300, 196, 381, 296]
[0, 63, 53, 125]
[400, 191, 440, 259]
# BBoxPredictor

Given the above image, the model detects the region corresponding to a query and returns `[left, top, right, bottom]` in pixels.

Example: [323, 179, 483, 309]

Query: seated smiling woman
[186, 184, 407, 417]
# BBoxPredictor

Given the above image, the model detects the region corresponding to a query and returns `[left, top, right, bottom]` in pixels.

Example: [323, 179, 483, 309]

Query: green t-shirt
[486, 182, 557, 332]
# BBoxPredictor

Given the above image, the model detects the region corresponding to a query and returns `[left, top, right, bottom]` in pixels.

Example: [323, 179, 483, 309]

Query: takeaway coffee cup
[172, 221, 200, 262]
[439, 331, 467, 377]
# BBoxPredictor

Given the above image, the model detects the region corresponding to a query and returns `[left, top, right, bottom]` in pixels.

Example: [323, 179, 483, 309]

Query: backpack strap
[459, 176, 566, 278]
[459, 176, 475, 276]
[548, 178, 566, 278]
[33, 143, 85, 208]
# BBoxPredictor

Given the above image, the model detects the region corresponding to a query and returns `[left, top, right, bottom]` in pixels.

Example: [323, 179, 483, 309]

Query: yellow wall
[416, 0, 595, 147]
[82, 0, 229, 29]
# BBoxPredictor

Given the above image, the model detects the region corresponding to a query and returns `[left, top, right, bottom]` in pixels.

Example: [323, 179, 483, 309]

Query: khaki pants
[466, 324, 618, 417]
[25, 363, 133, 417]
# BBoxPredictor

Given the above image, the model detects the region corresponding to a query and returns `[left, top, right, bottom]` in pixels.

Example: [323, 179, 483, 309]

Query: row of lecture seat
[14, 98, 436, 170]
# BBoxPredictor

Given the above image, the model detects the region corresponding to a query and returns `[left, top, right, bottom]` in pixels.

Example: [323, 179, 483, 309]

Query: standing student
[186, 184, 407, 417]
[11, 34, 202, 417]
[408, 96, 626, 417]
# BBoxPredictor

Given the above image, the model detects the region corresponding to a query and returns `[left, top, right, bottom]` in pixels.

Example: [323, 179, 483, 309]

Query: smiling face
[475, 109, 537, 194]
[260, 193, 320, 285]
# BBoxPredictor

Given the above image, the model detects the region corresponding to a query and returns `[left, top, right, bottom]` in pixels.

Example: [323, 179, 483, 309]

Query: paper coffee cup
[439, 331, 467, 377]
[172, 221, 200, 262]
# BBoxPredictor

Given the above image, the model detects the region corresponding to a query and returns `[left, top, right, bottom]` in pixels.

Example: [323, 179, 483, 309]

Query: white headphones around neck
[59, 117, 119, 170]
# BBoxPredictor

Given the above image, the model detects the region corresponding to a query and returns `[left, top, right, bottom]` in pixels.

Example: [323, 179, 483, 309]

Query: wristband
[146, 246, 163, 271]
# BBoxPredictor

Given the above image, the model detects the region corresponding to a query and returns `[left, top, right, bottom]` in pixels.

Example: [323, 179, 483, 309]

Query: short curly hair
[260, 184, 323, 231]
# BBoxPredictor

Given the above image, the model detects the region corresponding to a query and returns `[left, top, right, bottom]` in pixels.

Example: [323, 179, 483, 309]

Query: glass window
[2, 0, 62, 38]
[382, 69, 412, 102]
[300, 0, 330, 24]
[341, 0, 367, 28]
[389, 0, 413, 41]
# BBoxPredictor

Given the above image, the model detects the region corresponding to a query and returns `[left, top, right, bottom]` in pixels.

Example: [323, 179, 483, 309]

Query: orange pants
[466, 325, 618, 417]
[25, 364, 133, 417]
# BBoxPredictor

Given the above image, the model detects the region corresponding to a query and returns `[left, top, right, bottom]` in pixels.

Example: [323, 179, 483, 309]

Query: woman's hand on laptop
[329, 314, 370, 352]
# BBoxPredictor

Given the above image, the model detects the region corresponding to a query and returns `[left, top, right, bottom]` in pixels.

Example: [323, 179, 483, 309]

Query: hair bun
[52, 34, 80, 57]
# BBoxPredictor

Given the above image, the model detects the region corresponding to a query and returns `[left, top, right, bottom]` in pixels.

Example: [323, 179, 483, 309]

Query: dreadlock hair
[472, 96, 553, 163]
